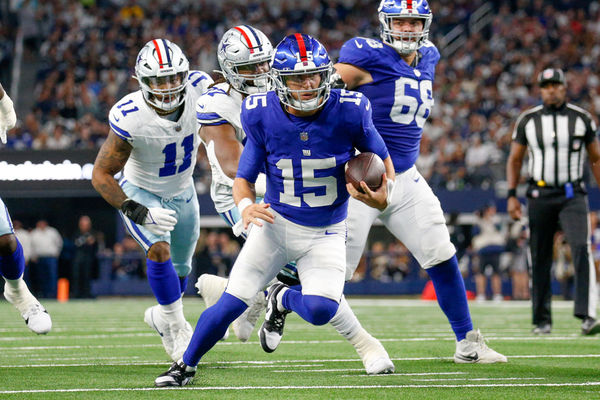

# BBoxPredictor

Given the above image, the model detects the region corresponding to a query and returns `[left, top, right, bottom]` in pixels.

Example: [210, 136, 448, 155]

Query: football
[345, 152, 385, 193]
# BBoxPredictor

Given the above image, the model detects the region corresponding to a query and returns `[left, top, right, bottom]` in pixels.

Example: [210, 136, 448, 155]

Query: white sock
[329, 295, 365, 342]
[3, 277, 36, 313]
[159, 297, 186, 329]
[4, 276, 26, 290]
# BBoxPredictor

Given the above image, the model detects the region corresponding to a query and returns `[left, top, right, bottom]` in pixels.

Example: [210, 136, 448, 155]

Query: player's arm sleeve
[108, 107, 134, 145]
[511, 113, 529, 146]
[338, 38, 372, 70]
[196, 106, 229, 126]
[354, 98, 389, 161]
[237, 107, 266, 183]
[188, 70, 213, 92]
[583, 112, 598, 144]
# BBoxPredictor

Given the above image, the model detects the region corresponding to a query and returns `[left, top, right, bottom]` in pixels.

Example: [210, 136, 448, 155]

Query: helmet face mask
[271, 34, 333, 112]
[135, 39, 189, 113]
[218, 26, 274, 95]
[378, 0, 432, 55]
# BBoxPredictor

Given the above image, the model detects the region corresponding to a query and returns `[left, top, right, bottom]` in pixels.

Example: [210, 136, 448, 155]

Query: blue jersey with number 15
[338, 37, 440, 173]
[238, 89, 388, 227]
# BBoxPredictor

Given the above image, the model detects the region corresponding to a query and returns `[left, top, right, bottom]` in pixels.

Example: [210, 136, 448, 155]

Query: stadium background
[0, 0, 599, 298]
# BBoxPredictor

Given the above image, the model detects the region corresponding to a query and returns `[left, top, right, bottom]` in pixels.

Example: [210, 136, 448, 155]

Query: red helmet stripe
[407, 0, 413, 10]
[234, 26, 255, 54]
[152, 39, 164, 69]
[294, 33, 308, 62]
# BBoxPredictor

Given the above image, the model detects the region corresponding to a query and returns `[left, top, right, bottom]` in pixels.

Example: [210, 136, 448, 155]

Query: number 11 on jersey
[159, 133, 194, 177]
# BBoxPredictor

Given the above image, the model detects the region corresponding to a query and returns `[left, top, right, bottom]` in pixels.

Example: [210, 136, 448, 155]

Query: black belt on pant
[527, 179, 584, 197]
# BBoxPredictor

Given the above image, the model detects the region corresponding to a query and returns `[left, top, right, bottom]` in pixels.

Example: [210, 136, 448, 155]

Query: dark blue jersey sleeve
[338, 37, 379, 71]
[354, 97, 389, 161]
[237, 106, 266, 183]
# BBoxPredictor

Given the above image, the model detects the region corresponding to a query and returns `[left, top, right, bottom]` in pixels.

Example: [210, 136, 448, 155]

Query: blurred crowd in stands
[1, 0, 599, 190]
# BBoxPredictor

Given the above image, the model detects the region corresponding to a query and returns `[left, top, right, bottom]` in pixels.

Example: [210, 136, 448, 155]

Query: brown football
[345, 152, 385, 193]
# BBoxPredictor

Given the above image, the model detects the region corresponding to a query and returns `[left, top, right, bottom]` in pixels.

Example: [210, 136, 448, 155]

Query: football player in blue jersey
[155, 33, 395, 387]
[195, 26, 395, 375]
[331, 0, 506, 363]
[0, 83, 52, 335]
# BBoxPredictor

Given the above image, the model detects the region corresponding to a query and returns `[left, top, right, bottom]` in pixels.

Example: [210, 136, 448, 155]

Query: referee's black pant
[527, 186, 597, 326]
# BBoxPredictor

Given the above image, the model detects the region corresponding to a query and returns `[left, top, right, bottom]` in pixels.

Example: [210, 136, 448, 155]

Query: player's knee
[420, 224, 455, 268]
[303, 295, 339, 326]
[0, 234, 17, 256]
[147, 242, 171, 262]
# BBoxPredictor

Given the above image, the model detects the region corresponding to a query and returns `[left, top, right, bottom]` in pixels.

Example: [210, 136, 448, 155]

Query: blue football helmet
[378, 0, 433, 54]
[271, 34, 333, 112]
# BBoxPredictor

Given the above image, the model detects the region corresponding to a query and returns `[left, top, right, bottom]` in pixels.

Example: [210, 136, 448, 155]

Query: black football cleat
[155, 360, 196, 387]
[259, 283, 290, 353]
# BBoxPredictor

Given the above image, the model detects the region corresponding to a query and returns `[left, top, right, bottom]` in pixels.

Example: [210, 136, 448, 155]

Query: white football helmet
[217, 25, 273, 95]
[378, 0, 433, 54]
[134, 39, 189, 113]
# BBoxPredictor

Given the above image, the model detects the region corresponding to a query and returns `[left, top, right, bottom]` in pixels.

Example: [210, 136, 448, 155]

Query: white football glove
[0, 93, 17, 145]
[143, 207, 178, 236]
[121, 199, 177, 236]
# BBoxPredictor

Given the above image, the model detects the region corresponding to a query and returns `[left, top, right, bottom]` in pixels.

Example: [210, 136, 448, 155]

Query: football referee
[506, 68, 600, 336]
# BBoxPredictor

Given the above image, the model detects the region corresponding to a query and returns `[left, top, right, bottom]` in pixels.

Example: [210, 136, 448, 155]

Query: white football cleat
[232, 290, 267, 342]
[454, 329, 507, 364]
[195, 274, 227, 307]
[352, 331, 395, 374]
[4, 283, 52, 334]
[196, 274, 230, 340]
[144, 305, 175, 359]
[171, 321, 194, 362]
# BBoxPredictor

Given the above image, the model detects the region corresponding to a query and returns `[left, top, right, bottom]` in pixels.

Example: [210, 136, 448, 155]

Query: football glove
[121, 198, 177, 236]
[329, 71, 347, 90]
[0, 93, 17, 144]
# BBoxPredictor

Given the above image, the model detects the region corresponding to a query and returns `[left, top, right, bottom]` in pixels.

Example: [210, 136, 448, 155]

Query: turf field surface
[0, 297, 599, 399]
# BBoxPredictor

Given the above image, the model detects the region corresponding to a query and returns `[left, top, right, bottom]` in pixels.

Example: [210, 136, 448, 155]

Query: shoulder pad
[108, 93, 144, 141]
[188, 70, 213, 89]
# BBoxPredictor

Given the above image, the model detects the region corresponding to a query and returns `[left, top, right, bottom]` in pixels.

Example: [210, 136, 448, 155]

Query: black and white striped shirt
[512, 102, 598, 186]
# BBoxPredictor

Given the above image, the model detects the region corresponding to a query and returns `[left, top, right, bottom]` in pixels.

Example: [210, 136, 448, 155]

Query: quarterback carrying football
[155, 34, 394, 387]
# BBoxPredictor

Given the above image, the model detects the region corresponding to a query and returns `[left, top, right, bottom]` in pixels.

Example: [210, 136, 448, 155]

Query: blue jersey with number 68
[238, 89, 388, 227]
[338, 37, 439, 173]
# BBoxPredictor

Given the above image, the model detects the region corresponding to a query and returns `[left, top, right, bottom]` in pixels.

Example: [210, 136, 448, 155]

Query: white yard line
[1, 382, 600, 394]
[1, 354, 600, 368]
[0, 335, 592, 347]
[411, 377, 546, 381]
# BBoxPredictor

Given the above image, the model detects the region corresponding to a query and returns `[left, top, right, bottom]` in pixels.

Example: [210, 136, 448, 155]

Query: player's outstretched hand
[242, 203, 274, 229]
[346, 173, 389, 211]
[144, 207, 178, 236]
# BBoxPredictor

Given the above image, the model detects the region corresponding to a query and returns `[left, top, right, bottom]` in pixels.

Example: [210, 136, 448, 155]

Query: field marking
[1, 382, 599, 394]
[282, 370, 467, 375]
[2, 354, 600, 368]
[0, 335, 593, 348]
[411, 377, 546, 382]
[0, 333, 156, 341]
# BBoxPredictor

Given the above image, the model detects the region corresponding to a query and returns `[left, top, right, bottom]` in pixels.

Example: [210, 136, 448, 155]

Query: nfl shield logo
[300, 132, 309, 141]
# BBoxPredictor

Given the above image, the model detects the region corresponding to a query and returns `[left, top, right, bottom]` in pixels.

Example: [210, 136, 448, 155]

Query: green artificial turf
[0, 297, 598, 399]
